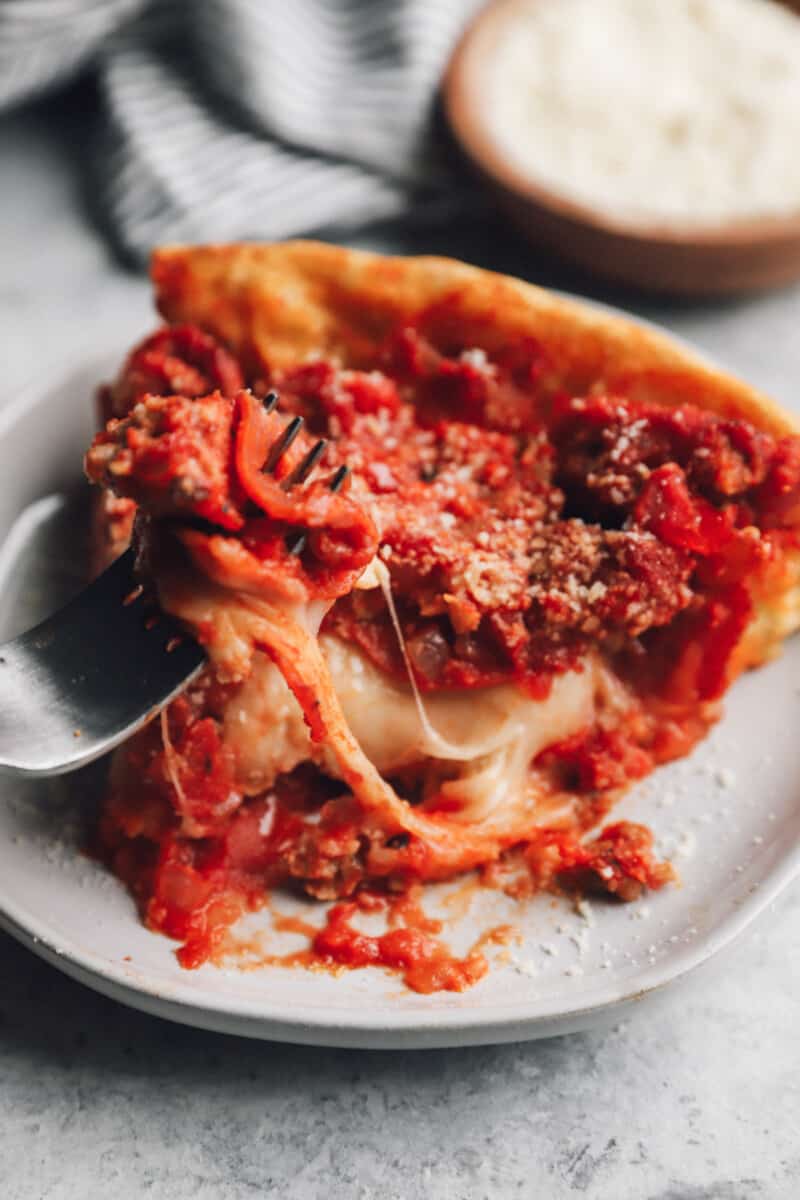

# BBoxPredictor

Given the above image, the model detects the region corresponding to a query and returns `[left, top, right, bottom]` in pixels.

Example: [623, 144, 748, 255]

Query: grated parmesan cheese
[486, 0, 800, 226]
[716, 766, 737, 790]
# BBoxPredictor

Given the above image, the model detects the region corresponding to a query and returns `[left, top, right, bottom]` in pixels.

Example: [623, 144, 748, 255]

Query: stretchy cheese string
[160, 708, 188, 811]
[155, 563, 522, 870]
[374, 559, 516, 762]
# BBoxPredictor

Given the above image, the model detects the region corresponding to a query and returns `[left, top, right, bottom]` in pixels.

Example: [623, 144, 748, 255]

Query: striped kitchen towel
[0, 0, 484, 261]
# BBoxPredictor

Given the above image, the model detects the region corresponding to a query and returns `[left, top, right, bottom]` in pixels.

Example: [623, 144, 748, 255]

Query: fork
[0, 397, 346, 778]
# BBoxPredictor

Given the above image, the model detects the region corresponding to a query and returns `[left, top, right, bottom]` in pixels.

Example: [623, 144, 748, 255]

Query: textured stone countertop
[1, 103, 799, 1200]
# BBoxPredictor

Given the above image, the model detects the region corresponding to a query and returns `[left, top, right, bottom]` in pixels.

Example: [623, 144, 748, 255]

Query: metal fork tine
[281, 438, 327, 491]
[263, 415, 304, 474]
[286, 464, 351, 556]
[329, 465, 350, 493]
[285, 533, 307, 556]
[262, 390, 278, 414]
[0, 453, 356, 776]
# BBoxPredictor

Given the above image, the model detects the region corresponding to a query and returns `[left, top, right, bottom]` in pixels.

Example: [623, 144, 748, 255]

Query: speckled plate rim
[0, 842, 796, 1049]
[0, 304, 798, 1049]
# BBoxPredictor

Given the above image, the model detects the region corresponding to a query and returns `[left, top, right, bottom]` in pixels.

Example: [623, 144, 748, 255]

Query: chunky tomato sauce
[86, 319, 800, 992]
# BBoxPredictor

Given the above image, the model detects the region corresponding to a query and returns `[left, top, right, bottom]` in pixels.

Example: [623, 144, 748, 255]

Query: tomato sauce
[87, 319, 800, 991]
[213, 890, 518, 995]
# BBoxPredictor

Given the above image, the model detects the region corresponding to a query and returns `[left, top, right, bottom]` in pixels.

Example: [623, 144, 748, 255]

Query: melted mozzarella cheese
[223, 651, 315, 793]
[436, 669, 594, 824]
[157, 559, 598, 843]
[223, 634, 596, 822]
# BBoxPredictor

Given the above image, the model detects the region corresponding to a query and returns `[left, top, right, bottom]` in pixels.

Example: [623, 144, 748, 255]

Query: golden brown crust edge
[149, 240, 800, 665]
[151, 240, 800, 439]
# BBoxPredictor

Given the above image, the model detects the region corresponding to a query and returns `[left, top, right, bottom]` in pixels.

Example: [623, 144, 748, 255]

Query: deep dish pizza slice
[84, 242, 800, 992]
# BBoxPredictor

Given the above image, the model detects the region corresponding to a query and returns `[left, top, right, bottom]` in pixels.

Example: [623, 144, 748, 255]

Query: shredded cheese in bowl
[485, 0, 800, 227]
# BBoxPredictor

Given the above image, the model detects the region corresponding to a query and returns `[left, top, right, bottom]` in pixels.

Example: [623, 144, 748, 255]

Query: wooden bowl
[443, 0, 800, 297]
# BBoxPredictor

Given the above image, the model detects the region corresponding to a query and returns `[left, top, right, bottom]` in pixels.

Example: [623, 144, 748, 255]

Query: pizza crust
[152, 240, 800, 439]
[89, 243, 800, 951]
[150, 241, 800, 670]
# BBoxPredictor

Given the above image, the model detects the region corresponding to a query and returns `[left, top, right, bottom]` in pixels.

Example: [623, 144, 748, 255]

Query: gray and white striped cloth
[0, 0, 483, 261]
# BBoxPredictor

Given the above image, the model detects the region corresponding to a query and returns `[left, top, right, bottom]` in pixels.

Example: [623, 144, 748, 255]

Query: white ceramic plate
[1, 338, 799, 1049]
